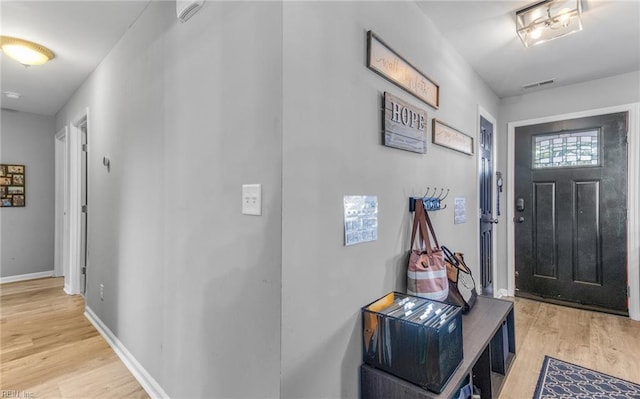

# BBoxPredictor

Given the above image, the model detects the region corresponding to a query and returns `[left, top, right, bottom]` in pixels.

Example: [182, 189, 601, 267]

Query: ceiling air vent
[177, 1, 203, 22]
[522, 79, 555, 90]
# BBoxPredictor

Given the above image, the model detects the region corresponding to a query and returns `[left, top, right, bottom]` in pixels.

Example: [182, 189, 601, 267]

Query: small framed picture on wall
[0, 164, 25, 207]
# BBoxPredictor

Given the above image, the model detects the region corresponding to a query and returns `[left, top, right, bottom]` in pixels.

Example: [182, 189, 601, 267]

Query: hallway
[0, 278, 147, 398]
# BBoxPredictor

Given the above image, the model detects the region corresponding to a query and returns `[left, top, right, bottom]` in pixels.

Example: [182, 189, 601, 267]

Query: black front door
[514, 112, 628, 314]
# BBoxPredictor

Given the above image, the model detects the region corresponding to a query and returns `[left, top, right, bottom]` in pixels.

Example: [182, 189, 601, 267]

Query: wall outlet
[100, 284, 104, 301]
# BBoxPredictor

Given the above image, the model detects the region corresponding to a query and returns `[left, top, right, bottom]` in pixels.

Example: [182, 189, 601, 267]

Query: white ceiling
[417, 0, 640, 98]
[1, 1, 150, 116]
[1, 1, 639, 116]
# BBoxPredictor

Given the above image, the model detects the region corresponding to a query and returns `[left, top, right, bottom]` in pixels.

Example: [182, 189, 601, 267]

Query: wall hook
[103, 156, 111, 172]
[439, 189, 450, 201]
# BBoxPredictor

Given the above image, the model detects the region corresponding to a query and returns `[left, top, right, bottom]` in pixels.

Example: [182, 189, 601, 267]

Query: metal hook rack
[409, 187, 450, 212]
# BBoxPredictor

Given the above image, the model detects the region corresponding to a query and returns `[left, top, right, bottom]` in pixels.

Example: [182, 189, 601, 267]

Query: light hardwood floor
[499, 297, 640, 398]
[2, 278, 639, 399]
[1, 277, 148, 398]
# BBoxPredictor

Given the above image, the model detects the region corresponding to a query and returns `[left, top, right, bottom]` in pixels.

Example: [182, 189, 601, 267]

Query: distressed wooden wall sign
[432, 119, 474, 155]
[383, 92, 427, 154]
[0, 164, 25, 207]
[367, 31, 440, 109]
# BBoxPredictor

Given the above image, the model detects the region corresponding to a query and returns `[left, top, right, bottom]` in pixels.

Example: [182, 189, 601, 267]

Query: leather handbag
[442, 246, 478, 313]
[407, 200, 449, 301]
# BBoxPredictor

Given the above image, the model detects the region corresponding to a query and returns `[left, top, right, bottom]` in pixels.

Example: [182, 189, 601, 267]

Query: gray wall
[55, 2, 282, 397]
[499, 71, 640, 124]
[57, 1, 499, 397]
[1, 109, 55, 278]
[281, 2, 498, 397]
[495, 70, 640, 293]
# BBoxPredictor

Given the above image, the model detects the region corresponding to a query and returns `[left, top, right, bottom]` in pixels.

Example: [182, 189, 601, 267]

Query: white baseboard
[0, 270, 54, 284]
[84, 307, 170, 399]
[495, 288, 510, 298]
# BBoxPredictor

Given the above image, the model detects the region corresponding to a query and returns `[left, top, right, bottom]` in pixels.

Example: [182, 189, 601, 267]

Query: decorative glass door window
[532, 129, 600, 169]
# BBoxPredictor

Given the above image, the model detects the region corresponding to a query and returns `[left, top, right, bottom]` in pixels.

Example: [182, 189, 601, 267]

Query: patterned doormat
[534, 356, 640, 398]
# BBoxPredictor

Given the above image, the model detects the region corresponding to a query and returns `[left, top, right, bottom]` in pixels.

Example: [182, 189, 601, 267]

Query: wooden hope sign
[383, 92, 427, 154]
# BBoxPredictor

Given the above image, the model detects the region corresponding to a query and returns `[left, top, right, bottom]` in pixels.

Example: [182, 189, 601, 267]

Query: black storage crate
[362, 292, 463, 393]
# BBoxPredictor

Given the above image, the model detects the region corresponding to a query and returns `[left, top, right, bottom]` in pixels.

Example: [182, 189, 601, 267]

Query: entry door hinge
[82, 266, 87, 275]
[82, 144, 88, 152]
[628, 286, 631, 298]
[82, 204, 88, 213]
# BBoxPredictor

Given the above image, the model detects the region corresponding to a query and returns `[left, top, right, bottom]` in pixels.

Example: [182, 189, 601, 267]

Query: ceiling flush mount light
[516, 0, 583, 47]
[0, 36, 55, 66]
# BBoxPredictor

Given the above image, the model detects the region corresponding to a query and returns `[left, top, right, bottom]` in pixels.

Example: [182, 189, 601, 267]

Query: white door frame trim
[477, 105, 499, 297]
[66, 108, 89, 296]
[54, 127, 69, 280]
[506, 103, 640, 320]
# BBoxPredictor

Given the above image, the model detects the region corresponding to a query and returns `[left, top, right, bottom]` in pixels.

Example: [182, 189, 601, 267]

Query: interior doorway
[54, 127, 68, 281]
[59, 109, 89, 296]
[80, 121, 88, 295]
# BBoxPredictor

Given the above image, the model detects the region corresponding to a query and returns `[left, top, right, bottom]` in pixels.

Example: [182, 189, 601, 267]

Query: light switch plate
[242, 184, 262, 216]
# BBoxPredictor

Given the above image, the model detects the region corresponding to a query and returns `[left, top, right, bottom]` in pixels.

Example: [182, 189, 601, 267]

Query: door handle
[483, 219, 499, 224]
[514, 216, 525, 223]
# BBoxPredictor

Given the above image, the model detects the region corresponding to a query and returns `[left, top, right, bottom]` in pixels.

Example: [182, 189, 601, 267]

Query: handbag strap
[423, 207, 440, 249]
[442, 246, 459, 267]
[442, 245, 472, 274]
[416, 200, 435, 254]
[410, 201, 421, 251]
[455, 252, 472, 274]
